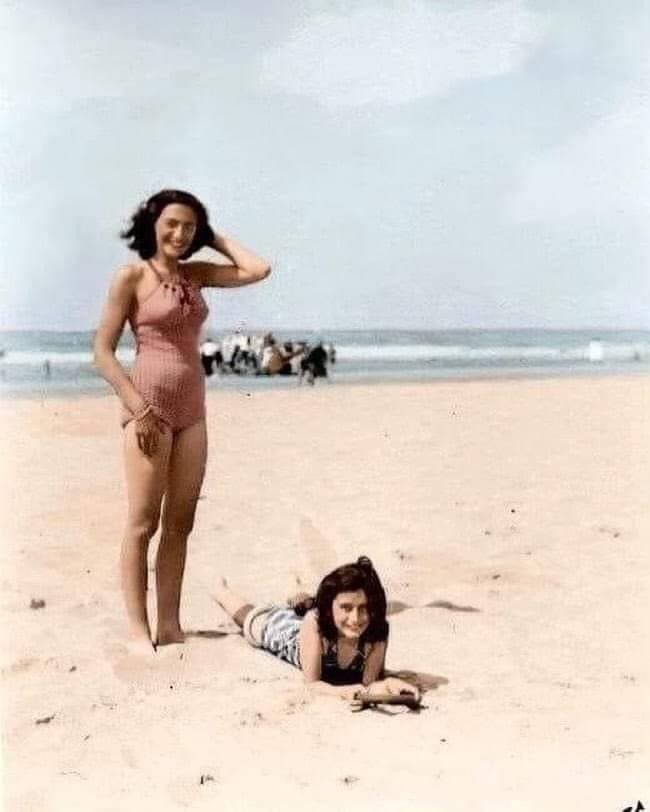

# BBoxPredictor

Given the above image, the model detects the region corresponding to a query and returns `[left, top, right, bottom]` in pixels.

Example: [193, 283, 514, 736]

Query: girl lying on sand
[213, 556, 420, 701]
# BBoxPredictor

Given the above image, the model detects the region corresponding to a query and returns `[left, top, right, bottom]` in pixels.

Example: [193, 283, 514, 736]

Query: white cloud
[0, 3, 197, 111]
[507, 81, 650, 223]
[259, 0, 546, 107]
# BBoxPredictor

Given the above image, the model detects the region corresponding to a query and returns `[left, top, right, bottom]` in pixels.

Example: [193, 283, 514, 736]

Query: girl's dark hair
[313, 556, 389, 644]
[120, 189, 215, 260]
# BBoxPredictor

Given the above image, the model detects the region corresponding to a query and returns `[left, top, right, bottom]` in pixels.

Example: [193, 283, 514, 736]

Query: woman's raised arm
[185, 233, 271, 288]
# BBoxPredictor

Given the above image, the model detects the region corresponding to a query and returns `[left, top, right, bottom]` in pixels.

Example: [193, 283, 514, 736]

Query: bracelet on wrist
[133, 404, 153, 421]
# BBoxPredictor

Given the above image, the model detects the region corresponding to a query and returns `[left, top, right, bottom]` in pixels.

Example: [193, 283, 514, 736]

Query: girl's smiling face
[154, 203, 197, 259]
[331, 589, 369, 640]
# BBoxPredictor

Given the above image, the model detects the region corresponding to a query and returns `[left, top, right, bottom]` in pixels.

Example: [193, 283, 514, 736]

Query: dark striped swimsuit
[259, 607, 367, 685]
[320, 641, 366, 686]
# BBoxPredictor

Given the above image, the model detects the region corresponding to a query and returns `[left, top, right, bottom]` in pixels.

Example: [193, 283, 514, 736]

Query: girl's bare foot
[211, 578, 253, 627]
[212, 576, 230, 610]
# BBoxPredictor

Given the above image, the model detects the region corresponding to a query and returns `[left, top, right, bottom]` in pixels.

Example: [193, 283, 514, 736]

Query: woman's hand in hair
[198, 221, 216, 250]
[185, 233, 271, 288]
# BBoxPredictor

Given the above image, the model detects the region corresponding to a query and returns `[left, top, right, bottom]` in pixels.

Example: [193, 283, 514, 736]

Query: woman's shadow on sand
[185, 629, 230, 639]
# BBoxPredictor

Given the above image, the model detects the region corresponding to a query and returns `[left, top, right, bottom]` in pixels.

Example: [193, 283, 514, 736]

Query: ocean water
[1, 328, 649, 397]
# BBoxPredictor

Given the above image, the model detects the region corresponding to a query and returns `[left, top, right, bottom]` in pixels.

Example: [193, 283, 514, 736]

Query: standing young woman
[94, 189, 271, 653]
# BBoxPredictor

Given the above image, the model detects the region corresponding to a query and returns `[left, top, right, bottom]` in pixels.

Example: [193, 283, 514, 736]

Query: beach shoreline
[1, 362, 649, 402]
[2, 376, 649, 810]
[2, 326, 649, 400]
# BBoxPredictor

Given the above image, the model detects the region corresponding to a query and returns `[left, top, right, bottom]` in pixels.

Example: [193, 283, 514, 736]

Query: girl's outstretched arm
[299, 611, 356, 698]
[298, 613, 420, 701]
[361, 641, 386, 684]
[361, 644, 420, 698]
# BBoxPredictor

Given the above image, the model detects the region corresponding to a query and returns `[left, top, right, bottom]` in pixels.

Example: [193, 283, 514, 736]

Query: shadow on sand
[424, 599, 481, 613]
[185, 629, 230, 639]
[387, 599, 480, 616]
[358, 670, 449, 715]
[385, 669, 449, 693]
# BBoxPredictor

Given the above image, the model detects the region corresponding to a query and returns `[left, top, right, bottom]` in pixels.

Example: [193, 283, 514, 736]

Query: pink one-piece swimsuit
[122, 273, 209, 432]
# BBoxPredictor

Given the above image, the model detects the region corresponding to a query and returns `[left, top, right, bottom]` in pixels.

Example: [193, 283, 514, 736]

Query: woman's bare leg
[122, 421, 173, 650]
[155, 420, 207, 645]
[212, 578, 254, 627]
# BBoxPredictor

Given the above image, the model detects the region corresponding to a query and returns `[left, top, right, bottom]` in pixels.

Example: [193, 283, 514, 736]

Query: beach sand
[1, 376, 649, 811]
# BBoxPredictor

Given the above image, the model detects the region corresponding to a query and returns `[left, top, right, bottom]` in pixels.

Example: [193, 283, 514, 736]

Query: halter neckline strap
[147, 259, 186, 286]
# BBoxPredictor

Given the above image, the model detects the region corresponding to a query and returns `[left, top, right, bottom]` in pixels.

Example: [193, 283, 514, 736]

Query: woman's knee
[161, 511, 196, 540]
[125, 515, 160, 544]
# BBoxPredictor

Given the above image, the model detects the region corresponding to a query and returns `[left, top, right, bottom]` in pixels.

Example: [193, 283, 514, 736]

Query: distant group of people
[200, 332, 336, 384]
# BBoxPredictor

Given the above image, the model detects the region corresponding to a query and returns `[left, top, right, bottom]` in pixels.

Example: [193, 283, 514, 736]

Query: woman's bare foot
[155, 626, 186, 646]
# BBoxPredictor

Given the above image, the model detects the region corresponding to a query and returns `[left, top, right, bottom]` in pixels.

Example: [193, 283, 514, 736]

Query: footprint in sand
[298, 518, 338, 583]
[597, 525, 621, 539]
[110, 641, 187, 692]
[2, 657, 38, 676]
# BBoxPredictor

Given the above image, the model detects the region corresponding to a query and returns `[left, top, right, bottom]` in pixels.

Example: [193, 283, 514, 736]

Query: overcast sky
[1, 0, 648, 331]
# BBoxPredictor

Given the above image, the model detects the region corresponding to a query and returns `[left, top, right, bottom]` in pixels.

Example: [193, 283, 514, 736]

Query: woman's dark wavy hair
[120, 189, 215, 260]
[311, 556, 389, 645]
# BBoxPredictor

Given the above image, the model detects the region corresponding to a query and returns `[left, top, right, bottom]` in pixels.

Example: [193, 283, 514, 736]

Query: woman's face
[331, 589, 369, 640]
[154, 203, 197, 259]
